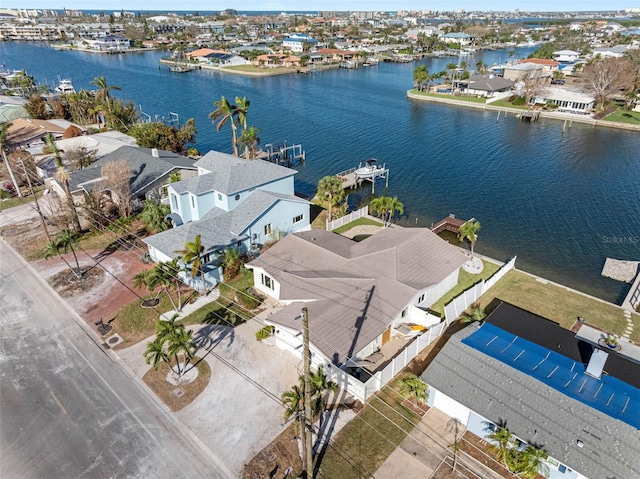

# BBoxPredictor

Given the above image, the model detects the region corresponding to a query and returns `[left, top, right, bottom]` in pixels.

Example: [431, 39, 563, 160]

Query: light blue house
[143, 150, 311, 291]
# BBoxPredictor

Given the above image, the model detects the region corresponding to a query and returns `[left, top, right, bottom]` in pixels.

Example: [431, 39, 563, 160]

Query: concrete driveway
[119, 317, 301, 476]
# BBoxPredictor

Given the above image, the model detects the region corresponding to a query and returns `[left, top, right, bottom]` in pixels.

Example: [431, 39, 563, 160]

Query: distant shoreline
[407, 90, 640, 133]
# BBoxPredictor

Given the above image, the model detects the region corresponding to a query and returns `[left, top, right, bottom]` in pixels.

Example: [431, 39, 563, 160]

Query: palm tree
[174, 234, 208, 295]
[139, 199, 170, 233]
[43, 230, 83, 279]
[156, 258, 184, 312]
[370, 196, 390, 226]
[461, 302, 486, 324]
[282, 382, 304, 422]
[386, 196, 404, 226]
[132, 268, 162, 301]
[90, 75, 121, 114]
[144, 317, 196, 379]
[234, 96, 250, 130]
[238, 125, 261, 160]
[476, 60, 486, 74]
[413, 65, 429, 91]
[309, 366, 338, 419]
[316, 176, 344, 223]
[143, 338, 169, 371]
[209, 96, 239, 156]
[399, 373, 429, 404]
[44, 133, 81, 232]
[487, 426, 513, 468]
[459, 220, 481, 257]
[166, 326, 196, 376]
[514, 445, 550, 479]
[0, 121, 22, 197]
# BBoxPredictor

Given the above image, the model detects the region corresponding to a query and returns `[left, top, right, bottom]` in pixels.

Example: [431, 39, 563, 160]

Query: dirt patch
[432, 455, 484, 479]
[0, 218, 51, 260]
[47, 267, 106, 298]
[242, 423, 303, 479]
[459, 431, 513, 479]
[142, 359, 211, 412]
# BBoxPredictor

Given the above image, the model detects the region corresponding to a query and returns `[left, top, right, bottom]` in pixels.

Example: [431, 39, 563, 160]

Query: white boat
[55, 79, 75, 94]
[355, 158, 385, 179]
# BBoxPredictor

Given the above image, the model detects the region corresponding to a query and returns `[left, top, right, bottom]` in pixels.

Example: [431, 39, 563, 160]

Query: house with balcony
[282, 33, 318, 53]
[246, 227, 467, 401]
[422, 301, 640, 479]
[552, 49, 580, 63]
[143, 151, 310, 291]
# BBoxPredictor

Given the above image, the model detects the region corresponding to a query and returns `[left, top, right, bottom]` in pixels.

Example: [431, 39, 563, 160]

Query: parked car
[551, 79, 565, 85]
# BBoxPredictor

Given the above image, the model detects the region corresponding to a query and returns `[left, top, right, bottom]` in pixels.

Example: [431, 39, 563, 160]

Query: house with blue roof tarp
[143, 151, 310, 292]
[422, 301, 640, 479]
[282, 33, 319, 53]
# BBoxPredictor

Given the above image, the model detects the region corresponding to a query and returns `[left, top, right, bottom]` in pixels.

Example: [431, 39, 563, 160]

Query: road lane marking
[49, 390, 68, 415]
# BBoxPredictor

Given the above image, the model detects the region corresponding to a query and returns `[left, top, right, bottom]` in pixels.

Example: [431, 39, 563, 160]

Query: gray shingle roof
[465, 74, 514, 92]
[194, 151, 296, 195]
[68, 145, 195, 195]
[422, 324, 640, 479]
[251, 228, 467, 364]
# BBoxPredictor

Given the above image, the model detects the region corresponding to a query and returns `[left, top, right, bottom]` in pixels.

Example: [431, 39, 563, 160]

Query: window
[217, 193, 222, 201]
[190, 194, 196, 208]
[418, 293, 425, 304]
[293, 214, 304, 224]
[264, 224, 272, 235]
[261, 273, 274, 289]
[170, 193, 178, 210]
[401, 308, 408, 318]
[202, 253, 211, 264]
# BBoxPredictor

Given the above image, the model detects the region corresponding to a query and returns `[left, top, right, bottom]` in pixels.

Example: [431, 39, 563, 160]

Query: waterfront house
[0, 95, 27, 122]
[517, 57, 560, 73]
[49, 145, 197, 209]
[590, 45, 634, 59]
[552, 49, 581, 63]
[246, 228, 468, 401]
[4, 118, 79, 150]
[502, 62, 546, 81]
[453, 74, 514, 97]
[440, 32, 475, 46]
[422, 301, 640, 479]
[282, 33, 318, 53]
[531, 88, 595, 115]
[143, 151, 310, 291]
[186, 48, 249, 67]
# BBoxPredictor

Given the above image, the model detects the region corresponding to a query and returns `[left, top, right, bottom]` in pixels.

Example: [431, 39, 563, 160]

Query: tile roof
[251, 228, 467, 364]
[422, 305, 640, 479]
[194, 152, 296, 195]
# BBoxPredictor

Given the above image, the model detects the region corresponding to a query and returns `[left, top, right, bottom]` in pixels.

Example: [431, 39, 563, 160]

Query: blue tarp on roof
[462, 323, 640, 429]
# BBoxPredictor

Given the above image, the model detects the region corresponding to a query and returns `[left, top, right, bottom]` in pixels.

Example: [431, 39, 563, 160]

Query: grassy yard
[0, 189, 40, 210]
[410, 90, 487, 104]
[488, 99, 529, 110]
[429, 260, 501, 316]
[476, 269, 635, 336]
[602, 109, 640, 125]
[317, 377, 422, 479]
[333, 217, 383, 234]
[224, 65, 296, 74]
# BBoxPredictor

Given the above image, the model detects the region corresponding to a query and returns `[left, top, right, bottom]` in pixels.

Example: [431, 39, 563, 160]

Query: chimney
[151, 148, 159, 157]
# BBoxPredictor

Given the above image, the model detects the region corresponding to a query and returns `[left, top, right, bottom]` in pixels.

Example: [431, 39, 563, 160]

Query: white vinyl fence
[444, 256, 517, 325]
[326, 206, 370, 231]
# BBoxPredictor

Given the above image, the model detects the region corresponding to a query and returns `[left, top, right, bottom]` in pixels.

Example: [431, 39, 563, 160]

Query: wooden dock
[335, 162, 389, 193]
[259, 142, 305, 166]
[430, 214, 474, 235]
[517, 111, 541, 122]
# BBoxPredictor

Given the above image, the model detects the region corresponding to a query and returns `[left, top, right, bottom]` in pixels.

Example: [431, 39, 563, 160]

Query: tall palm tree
[234, 96, 250, 130]
[238, 125, 261, 160]
[166, 326, 195, 376]
[209, 96, 239, 156]
[386, 196, 404, 226]
[370, 196, 390, 226]
[132, 268, 162, 301]
[43, 230, 83, 279]
[156, 258, 184, 312]
[317, 176, 344, 223]
[143, 338, 169, 370]
[308, 366, 338, 419]
[459, 220, 481, 257]
[174, 234, 208, 295]
[413, 65, 429, 91]
[486, 426, 513, 468]
[44, 133, 81, 232]
[90, 75, 121, 113]
[514, 445, 550, 479]
[476, 60, 486, 74]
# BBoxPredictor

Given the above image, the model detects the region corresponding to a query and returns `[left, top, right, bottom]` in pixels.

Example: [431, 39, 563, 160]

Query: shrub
[238, 289, 260, 310]
[511, 96, 526, 106]
[255, 325, 275, 341]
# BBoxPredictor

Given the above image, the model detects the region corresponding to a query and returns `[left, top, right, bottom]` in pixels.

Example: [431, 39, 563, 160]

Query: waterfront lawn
[430, 260, 502, 316]
[488, 99, 529, 110]
[333, 217, 384, 235]
[317, 377, 422, 479]
[224, 65, 296, 74]
[410, 90, 487, 104]
[602, 109, 640, 125]
[477, 270, 629, 336]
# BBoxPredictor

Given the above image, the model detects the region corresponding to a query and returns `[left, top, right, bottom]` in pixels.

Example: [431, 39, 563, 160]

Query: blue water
[2, 42, 639, 303]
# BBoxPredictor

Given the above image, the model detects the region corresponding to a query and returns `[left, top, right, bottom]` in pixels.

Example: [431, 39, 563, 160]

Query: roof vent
[576, 439, 584, 448]
[151, 148, 159, 157]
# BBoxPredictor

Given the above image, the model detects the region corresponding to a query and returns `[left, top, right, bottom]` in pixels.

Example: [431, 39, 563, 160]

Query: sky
[3, 2, 638, 13]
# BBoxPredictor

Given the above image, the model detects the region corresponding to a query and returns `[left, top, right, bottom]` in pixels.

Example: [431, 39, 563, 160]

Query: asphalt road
[0, 239, 233, 479]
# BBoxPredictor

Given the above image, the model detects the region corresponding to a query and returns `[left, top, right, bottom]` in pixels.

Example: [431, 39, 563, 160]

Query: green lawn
[488, 99, 529, 110]
[476, 269, 635, 336]
[333, 217, 383, 234]
[602, 109, 640, 125]
[0, 187, 42, 210]
[317, 377, 422, 479]
[410, 89, 487, 104]
[429, 260, 501, 316]
[224, 65, 296, 74]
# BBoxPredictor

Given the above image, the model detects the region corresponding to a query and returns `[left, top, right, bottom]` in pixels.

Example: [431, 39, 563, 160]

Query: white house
[282, 33, 318, 53]
[440, 32, 475, 45]
[552, 49, 580, 63]
[531, 87, 595, 115]
[247, 228, 467, 401]
[143, 151, 311, 291]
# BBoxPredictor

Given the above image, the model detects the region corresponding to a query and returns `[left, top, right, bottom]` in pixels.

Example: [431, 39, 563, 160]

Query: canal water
[2, 42, 639, 303]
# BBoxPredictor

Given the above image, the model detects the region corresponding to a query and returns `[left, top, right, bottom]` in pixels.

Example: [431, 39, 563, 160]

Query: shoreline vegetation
[407, 90, 640, 132]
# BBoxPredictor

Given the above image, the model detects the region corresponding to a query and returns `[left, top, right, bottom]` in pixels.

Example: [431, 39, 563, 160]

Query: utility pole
[302, 306, 314, 479]
[19, 160, 50, 242]
[2, 147, 22, 197]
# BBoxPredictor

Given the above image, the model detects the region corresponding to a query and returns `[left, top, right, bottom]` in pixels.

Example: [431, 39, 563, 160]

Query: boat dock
[430, 214, 474, 235]
[335, 159, 389, 193]
[517, 111, 541, 122]
[259, 142, 306, 166]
